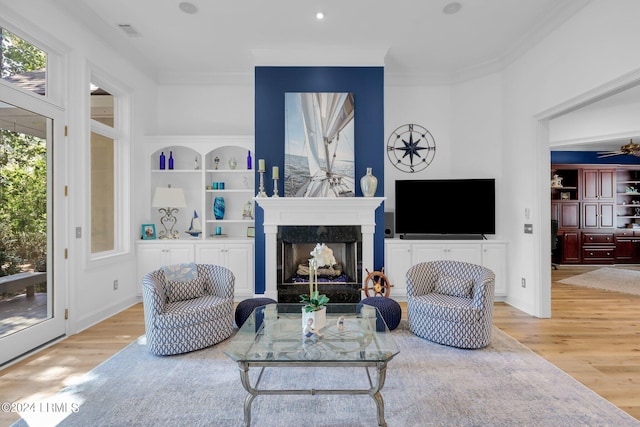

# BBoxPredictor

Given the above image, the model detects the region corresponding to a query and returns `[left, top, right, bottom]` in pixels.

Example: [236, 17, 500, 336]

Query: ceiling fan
[597, 139, 640, 158]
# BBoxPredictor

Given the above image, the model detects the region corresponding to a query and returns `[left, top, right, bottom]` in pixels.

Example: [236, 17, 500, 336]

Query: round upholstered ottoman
[235, 297, 277, 328]
[357, 297, 402, 331]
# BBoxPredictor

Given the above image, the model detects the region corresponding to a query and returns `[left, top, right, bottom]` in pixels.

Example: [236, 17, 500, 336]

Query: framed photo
[560, 192, 570, 200]
[142, 224, 156, 240]
[246, 226, 255, 238]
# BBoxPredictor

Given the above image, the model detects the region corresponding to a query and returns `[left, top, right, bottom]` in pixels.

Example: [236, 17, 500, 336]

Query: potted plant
[300, 243, 335, 331]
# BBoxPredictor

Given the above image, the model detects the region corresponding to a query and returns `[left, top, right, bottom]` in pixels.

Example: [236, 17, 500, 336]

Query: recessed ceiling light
[443, 2, 462, 15]
[178, 2, 198, 14]
[316, 12, 325, 20]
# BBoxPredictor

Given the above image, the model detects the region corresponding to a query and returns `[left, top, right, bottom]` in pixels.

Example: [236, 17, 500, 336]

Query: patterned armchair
[142, 263, 235, 356]
[406, 260, 495, 349]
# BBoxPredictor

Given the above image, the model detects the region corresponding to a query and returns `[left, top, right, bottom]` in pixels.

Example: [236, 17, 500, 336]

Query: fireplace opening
[277, 225, 362, 303]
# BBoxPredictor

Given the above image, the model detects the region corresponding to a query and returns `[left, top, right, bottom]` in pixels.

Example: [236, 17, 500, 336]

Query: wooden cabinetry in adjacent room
[582, 169, 615, 201]
[581, 169, 615, 229]
[614, 229, 640, 263]
[551, 164, 640, 265]
[581, 232, 615, 263]
[552, 201, 580, 229]
[559, 231, 581, 263]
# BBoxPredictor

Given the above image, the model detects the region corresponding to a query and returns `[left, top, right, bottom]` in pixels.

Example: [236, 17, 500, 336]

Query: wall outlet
[113, 280, 118, 290]
[521, 277, 526, 288]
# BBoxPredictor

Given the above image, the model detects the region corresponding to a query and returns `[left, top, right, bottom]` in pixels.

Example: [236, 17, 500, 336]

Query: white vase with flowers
[300, 243, 336, 331]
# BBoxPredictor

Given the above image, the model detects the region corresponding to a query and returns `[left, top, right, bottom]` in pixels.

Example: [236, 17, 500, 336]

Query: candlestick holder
[272, 177, 279, 197]
[257, 170, 267, 197]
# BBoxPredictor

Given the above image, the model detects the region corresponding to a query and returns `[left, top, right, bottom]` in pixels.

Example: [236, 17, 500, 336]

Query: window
[90, 131, 115, 253]
[89, 78, 128, 257]
[0, 27, 47, 96]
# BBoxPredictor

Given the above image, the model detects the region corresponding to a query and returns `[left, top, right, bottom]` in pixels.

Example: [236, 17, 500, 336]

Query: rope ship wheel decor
[360, 268, 393, 298]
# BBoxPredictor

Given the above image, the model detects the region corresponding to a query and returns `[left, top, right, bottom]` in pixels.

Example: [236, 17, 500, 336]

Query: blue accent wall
[552, 151, 640, 165]
[254, 66, 385, 295]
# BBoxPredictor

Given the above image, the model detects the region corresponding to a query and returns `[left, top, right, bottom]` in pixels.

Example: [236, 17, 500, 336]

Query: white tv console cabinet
[384, 239, 508, 301]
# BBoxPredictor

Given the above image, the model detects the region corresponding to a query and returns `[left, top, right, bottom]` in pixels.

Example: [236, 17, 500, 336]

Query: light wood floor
[0, 265, 638, 425]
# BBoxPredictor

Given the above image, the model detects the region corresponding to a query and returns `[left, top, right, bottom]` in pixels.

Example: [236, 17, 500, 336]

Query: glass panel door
[0, 101, 64, 365]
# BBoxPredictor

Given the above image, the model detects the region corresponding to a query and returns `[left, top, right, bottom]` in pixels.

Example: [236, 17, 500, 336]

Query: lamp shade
[152, 187, 186, 208]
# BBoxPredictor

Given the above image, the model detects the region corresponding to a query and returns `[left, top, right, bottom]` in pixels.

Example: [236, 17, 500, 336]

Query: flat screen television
[395, 178, 495, 238]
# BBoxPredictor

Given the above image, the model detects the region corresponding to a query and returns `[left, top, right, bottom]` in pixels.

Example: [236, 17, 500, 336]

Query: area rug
[11, 323, 639, 427]
[559, 267, 640, 296]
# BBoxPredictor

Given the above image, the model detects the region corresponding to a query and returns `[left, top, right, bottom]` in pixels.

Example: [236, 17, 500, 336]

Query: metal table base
[236, 360, 390, 427]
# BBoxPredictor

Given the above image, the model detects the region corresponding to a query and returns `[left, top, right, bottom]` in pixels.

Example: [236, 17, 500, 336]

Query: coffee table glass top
[225, 304, 399, 364]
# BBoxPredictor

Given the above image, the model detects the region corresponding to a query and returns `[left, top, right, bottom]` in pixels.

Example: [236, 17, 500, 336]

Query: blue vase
[213, 196, 225, 220]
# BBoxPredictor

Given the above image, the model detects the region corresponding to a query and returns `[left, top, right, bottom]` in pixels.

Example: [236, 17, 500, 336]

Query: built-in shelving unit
[616, 169, 640, 228]
[137, 136, 256, 300]
[146, 136, 255, 239]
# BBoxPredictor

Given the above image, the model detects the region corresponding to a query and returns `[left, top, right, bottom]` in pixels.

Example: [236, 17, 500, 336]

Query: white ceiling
[60, 0, 590, 84]
[54, 0, 640, 153]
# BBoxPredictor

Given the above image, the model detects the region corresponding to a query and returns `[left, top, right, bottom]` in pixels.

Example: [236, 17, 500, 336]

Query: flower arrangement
[300, 243, 335, 313]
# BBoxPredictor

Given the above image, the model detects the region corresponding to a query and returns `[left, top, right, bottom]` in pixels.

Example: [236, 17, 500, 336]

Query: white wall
[550, 98, 640, 145]
[156, 85, 254, 135]
[383, 84, 452, 210]
[502, 0, 640, 315]
[383, 75, 505, 238]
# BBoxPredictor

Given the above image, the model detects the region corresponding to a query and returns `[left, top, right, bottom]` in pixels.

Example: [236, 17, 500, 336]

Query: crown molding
[251, 47, 389, 67]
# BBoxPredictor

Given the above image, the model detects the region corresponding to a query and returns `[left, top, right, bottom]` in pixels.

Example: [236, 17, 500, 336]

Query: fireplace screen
[277, 226, 362, 303]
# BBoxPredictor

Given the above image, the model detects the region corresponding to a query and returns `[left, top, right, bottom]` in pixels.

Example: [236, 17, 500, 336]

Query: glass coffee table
[224, 303, 400, 427]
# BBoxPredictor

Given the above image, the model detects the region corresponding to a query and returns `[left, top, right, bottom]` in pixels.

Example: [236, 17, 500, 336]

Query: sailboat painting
[186, 210, 202, 237]
[284, 92, 355, 197]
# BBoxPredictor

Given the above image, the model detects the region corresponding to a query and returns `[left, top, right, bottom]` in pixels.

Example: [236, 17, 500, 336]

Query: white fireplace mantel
[255, 197, 385, 300]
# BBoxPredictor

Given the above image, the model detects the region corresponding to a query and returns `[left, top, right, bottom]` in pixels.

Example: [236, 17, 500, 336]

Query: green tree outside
[0, 28, 47, 277]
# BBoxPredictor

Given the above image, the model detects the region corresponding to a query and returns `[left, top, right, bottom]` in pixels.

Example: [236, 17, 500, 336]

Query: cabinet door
[582, 170, 599, 200]
[384, 242, 412, 300]
[582, 202, 598, 228]
[582, 169, 615, 200]
[445, 244, 482, 264]
[411, 244, 445, 264]
[195, 244, 225, 265]
[615, 230, 638, 263]
[167, 245, 195, 265]
[137, 246, 166, 290]
[561, 232, 580, 263]
[614, 239, 636, 263]
[196, 242, 255, 299]
[137, 243, 195, 293]
[225, 243, 254, 299]
[599, 170, 615, 199]
[599, 203, 614, 228]
[481, 243, 506, 296]
[559, 202, 580, 229]
[583, 203, 614, 228]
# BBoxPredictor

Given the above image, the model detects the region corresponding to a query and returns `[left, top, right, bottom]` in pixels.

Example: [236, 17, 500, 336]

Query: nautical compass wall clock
[386, 123, 436, 173]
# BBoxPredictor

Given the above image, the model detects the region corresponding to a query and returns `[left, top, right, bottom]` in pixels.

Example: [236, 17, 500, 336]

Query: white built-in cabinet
[137, 136, 256, 301]
[136, 240, 255, 301]
[384, 240, 508, 301]
[137, 243, 195, 286]
[195, 243, 254, 298]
